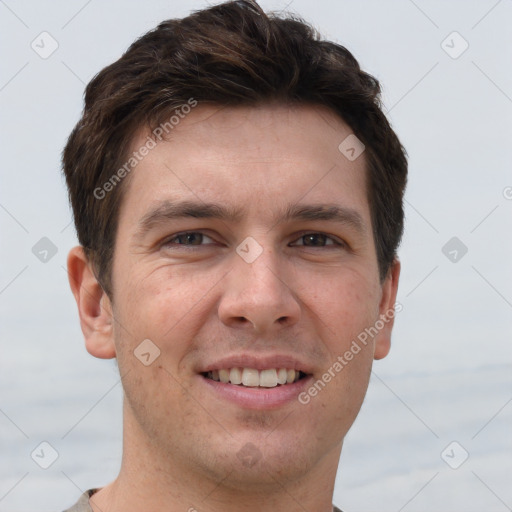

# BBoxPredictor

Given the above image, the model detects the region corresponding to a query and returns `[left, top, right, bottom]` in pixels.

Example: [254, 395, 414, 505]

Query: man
[62, 1, 407, 510]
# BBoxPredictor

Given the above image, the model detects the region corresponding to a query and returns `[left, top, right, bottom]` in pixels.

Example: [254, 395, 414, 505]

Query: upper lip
[199, 354, 314, 374]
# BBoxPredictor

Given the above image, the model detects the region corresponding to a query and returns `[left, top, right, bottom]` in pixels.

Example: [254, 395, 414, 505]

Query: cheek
[315, 334, 374, 420]
[303, 269, 380, 335]
[112, 265, 220, 361]
[300, 269, 379, 408]
[334, 356, 373, 422]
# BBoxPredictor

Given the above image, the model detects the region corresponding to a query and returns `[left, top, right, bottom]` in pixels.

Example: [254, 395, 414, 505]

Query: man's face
[106, 104, 398, 488]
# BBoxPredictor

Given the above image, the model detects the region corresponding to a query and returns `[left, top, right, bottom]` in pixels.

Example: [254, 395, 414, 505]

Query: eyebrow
[280, 203, 366, 234]
[135, 199, 366, 240]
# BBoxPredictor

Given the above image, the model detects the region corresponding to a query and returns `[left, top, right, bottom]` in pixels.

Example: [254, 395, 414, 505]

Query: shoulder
[62, 489, 100, 512]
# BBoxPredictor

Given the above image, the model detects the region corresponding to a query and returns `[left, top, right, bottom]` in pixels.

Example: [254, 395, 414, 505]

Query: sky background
[1, 0, 511, 511]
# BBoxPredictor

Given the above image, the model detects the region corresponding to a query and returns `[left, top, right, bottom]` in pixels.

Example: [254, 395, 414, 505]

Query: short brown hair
[62, 0, 407, 297]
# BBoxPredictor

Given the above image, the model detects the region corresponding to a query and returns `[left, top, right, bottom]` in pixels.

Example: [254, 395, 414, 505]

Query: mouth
[198, 354, 314, 409]
[201, 368, 309, 388]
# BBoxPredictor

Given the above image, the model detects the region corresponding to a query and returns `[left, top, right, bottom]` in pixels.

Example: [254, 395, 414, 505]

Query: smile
[203, 368, 308, 388]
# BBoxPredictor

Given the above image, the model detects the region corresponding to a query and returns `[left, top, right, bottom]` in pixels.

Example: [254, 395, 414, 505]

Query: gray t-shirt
[62, 489, 99, 512]
[63, 489, 344, 511]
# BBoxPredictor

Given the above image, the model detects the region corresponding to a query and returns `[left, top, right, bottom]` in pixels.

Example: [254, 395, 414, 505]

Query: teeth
[259, 369, 278, 388]
[242, 368, 259, 387]
[277, 368, 287, 385]
[206, 367, 304, 387]
[229, 367, 242, 385]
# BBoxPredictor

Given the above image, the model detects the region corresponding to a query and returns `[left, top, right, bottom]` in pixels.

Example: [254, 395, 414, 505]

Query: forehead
[118, 103, 370, 229]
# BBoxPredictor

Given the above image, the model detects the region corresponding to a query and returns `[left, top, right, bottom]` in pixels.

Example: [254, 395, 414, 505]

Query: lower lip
[199, 374, 313, 410]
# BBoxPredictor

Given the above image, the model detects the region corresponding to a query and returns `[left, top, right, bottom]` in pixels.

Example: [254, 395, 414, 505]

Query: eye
[291, 232, 343, 248]
[163, 231, 215, 246]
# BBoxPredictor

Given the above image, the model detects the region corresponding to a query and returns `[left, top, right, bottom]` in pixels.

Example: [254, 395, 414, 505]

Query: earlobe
[67, 246, 116, 359]
[374, 258, 401, 360]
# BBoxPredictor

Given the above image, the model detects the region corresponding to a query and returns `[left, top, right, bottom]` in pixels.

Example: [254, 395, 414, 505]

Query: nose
[218, 248, 301, 334]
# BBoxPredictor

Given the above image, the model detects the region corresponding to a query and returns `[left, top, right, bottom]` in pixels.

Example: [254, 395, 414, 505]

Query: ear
[373, 258, 401, 360]
[67, 246, 116, 359]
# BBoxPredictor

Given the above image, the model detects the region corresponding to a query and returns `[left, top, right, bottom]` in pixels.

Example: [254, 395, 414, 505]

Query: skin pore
[68, 103, 400, 512]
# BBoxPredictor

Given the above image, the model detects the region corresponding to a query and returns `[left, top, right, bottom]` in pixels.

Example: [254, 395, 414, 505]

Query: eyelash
[161, 231, 346, 249]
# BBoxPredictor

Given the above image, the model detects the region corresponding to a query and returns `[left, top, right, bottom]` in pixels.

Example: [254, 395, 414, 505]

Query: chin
[218, 434, 324, 490]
